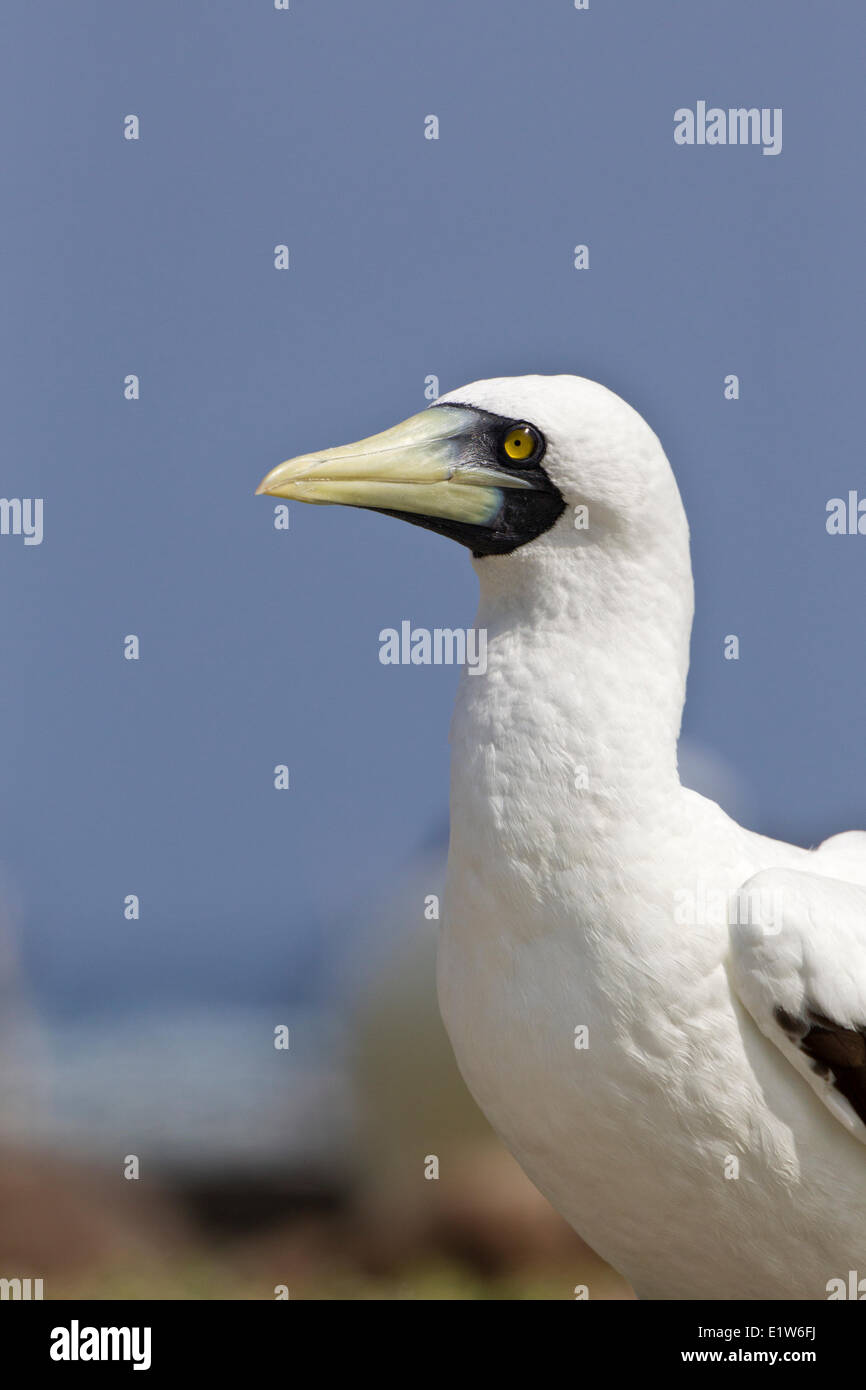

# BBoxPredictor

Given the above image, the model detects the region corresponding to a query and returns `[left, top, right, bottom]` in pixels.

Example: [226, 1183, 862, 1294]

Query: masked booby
[257, 374, 866, 1300]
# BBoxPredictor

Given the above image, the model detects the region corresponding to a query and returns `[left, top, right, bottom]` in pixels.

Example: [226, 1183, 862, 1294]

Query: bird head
[256, 374, 680, 560]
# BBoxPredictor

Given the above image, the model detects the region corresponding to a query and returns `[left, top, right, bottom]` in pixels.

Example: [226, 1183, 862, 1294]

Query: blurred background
[0, 1, 863, 1298]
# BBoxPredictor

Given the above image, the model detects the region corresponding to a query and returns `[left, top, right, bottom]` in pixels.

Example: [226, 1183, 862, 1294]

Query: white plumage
[434, 376, 866, 1300]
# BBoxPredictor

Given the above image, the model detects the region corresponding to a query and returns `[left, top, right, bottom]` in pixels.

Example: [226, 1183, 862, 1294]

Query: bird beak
[255, 405, 533, 527]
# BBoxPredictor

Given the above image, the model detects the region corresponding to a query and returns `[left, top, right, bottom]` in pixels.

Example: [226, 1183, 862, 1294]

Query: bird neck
[451, 533, 694, 857]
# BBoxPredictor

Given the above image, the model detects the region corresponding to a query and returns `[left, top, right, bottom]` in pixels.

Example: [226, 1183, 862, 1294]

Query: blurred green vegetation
[57, 1259, 622, 1301]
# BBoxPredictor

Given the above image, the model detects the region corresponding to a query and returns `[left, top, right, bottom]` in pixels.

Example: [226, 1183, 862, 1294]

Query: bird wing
[729, 864, 866, 1144]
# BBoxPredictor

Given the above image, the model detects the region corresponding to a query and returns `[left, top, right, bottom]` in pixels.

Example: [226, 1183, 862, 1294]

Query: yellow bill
[256, 404, 533, 527]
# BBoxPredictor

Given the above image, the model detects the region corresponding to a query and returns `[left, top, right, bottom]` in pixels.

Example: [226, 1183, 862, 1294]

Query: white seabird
[258, 374, 866, 1300]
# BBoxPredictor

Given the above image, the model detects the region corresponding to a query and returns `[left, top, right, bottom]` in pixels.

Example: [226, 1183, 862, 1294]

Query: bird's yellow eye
[502, 425, 539, 462]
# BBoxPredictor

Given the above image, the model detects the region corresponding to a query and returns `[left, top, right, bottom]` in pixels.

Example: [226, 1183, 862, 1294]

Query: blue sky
[2, 1, 865, 1015]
